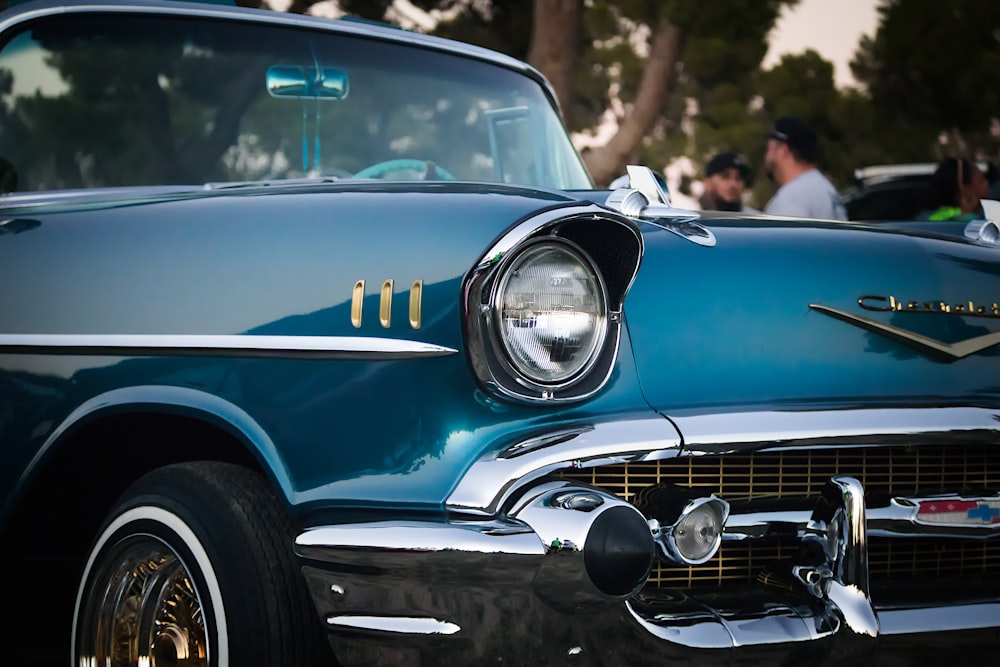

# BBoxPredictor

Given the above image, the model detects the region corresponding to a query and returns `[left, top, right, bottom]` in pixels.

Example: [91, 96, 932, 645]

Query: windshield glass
[0, 13, 591, 192]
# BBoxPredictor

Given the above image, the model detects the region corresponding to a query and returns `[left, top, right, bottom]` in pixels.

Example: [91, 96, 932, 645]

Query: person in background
[984, 161, 1000, 201]
[763, 117, 846, 220]
[700, 152, 757, 212]
[922, 157, 990, 221]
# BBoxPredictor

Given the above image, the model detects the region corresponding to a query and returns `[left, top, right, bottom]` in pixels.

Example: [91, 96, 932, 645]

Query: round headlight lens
[494, 242, 606, 385]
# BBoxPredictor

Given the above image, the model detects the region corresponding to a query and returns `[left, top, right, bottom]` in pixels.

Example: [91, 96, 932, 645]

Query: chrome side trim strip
[878, 602, 1000, 635]
[295, 520, 544, 557]
[446, 416, 682, 515]
[671, 406, 1000, 455]
[0, 334, 457, 359]
[326, 615, 461, 636]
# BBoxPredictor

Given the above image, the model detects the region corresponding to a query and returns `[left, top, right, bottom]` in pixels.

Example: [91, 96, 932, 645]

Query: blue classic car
[2, 1, 1000, 665]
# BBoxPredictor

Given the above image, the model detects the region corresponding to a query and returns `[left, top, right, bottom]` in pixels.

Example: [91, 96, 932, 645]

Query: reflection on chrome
[510, 481, 653, 610]
[724, 494, 1000, 541]
[796, 476, 879, 638]
[0, 333, 458, 359]
[295, 519, 544, 557]
[673, 406, 1000, 455]
[877, 602, 1000, 634]
[326, 615, 461, 635]
[446, 416, 682, 515]
[626, 596, 828, 649]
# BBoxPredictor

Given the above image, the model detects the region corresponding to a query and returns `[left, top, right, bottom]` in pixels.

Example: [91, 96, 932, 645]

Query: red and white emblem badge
[915, 498, 1000, 525]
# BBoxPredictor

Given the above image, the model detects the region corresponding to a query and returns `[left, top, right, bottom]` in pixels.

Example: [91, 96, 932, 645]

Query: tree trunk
[584, 19, 684, 187]
[527, 0, 582, 121]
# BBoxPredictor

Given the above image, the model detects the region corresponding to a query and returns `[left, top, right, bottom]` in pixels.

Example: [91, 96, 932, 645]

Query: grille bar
[558, 445, 1000, 502]
[649, 538, 1000, 588]
[557, 445, 1000, 589]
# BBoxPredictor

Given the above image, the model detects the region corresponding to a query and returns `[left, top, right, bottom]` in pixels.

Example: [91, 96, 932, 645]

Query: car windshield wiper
[203, 176, 341, 190]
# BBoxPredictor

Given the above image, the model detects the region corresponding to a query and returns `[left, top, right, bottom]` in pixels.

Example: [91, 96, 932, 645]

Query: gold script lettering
[858, 295, 892, 312]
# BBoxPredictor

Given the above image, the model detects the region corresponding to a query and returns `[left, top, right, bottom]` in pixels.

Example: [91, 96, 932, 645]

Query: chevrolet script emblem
[810, 294, 1000, 361]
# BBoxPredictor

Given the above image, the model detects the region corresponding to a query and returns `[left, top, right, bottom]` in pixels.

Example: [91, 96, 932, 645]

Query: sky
[764, 0, 882, 89]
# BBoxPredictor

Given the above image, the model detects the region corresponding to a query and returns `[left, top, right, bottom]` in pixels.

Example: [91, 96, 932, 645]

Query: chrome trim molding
[796, 476, 879, 638]
[469, 204, 633, 275]
[627, 596, 1000, 649]
[878, 602, 1000, 635]
[672, 406, 1000, 455]
[626, 598, 828, 649]
[811, 303, 1000, 361]
[0, 333, 457, 359]
[446, 417, 682, 515]
[725, 495, 1000, 542]
[326, 615, 461, 636]
[296, 520, 544, 557]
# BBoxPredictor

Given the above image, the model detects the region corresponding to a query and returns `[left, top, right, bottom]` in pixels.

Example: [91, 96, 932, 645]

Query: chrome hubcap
[78, 536, 208, 667]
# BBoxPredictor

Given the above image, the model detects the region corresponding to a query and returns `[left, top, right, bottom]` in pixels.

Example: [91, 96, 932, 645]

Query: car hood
[0, 182, 582, 348]
[624, 216, 1000, 416]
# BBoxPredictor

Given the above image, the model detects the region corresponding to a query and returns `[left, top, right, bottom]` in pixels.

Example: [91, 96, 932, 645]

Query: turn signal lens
[656, 496, 729, 565]
[673, 504, 724, 563]
[495, 242, 606, 385]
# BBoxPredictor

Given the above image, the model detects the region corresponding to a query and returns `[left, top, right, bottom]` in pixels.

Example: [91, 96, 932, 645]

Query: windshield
[0, 12, 591, 192]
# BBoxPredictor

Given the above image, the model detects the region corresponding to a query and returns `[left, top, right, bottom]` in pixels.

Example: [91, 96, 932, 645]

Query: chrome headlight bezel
[462, 205, 642, 404]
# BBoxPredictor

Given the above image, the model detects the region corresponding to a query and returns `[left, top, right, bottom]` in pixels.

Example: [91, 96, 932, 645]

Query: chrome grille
[559, 445, 1000, 502]
[557, 445, 1000, 589]
[649, 538, 1000, 588]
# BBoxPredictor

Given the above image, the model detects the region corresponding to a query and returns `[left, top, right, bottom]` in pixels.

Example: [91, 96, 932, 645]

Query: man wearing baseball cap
[763, 117, 846, 220]
[700, 152, 757, 212]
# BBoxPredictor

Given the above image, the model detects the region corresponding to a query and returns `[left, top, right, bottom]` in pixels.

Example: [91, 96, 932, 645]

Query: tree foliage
[339, 0, 797, 186]
[851, 0, 1000, 161]
[4, 0, 996, 202]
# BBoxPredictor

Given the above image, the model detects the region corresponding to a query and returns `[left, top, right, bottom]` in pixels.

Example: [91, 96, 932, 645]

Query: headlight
[462, 205, 642, 404]
[493, 242, 607, 386]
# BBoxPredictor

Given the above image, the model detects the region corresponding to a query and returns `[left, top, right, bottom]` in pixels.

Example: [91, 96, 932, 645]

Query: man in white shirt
[763, 117, 846, 220]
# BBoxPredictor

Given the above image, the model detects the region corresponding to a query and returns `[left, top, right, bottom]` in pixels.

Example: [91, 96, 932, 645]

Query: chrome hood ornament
[605, 165, 716, 247]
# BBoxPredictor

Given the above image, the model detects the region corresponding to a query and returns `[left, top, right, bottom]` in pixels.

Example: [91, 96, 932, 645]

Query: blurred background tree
[851, 0, 1000, 163]
[3, 0, 995, 205]
[270, 0, 996, 203]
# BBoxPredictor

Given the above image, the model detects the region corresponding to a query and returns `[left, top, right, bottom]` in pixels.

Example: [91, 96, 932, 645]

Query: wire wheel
[77, 533, 208, 666]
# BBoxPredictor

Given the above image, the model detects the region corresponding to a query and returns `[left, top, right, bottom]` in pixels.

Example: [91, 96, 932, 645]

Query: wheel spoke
[79, 537, 208, 667]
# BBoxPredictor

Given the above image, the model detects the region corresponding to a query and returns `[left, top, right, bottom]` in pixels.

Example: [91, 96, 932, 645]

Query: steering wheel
[353, 158, 456, 181]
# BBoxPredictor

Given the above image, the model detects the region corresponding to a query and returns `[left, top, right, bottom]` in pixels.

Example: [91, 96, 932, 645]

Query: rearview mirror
[266, 65, 349, 100]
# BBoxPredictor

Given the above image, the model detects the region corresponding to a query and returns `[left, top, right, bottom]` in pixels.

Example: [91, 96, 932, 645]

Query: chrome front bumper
[295, 410, 1000, 664]
[295, 477, 1000, 664]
